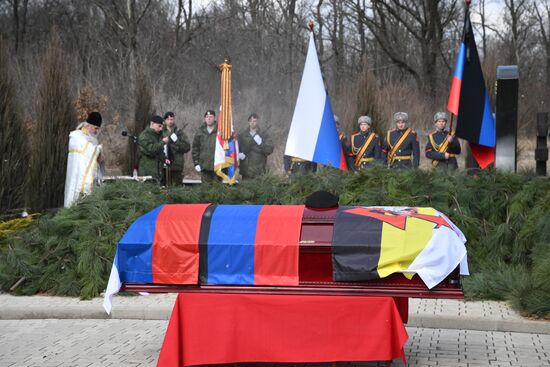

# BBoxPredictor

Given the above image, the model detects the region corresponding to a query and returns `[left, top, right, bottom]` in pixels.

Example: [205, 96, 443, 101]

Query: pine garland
[1, 169, 550, 318]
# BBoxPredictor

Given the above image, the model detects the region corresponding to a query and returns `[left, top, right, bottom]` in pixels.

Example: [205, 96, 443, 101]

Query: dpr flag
[447, 6, 496, 169]
[103, 204, 304, 313]
[285, 32, 347, 171]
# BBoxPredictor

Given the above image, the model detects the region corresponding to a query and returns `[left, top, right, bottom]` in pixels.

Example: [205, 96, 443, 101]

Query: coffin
[119, 206, 464, 299]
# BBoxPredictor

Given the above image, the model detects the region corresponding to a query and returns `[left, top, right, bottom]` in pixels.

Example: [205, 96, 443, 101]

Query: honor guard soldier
[425, 112, 461, 170]
[350, 115, 382, 169]
[382, 112, 420, 169]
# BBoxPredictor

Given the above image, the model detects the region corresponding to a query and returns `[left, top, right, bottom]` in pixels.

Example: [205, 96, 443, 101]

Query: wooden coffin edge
[120, 281, 464, 299]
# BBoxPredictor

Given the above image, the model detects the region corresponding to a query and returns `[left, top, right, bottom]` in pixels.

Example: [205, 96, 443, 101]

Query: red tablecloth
[157, 293, 408, 366]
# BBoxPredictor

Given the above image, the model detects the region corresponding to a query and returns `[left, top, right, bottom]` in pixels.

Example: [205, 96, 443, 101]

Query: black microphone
[121, 131, 138, 142]
[121, 131, 138, 144]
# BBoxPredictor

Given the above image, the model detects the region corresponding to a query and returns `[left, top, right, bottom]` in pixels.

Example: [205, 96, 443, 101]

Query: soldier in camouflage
[238, 113, 274, 179]
[192, 110, 218, 183]
[138, 115, 170, 180]
[162, 112, 191, 185]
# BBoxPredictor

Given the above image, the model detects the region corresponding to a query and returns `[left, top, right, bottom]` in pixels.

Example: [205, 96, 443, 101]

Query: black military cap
[204, 110, 216, 117]
[151, 115, 164, 125]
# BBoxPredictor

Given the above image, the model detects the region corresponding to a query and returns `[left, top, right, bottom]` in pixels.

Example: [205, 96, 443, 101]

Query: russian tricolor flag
[103, 204, 304, 313]
[285, 32, 347, 171]
[448, 7, 496, 169]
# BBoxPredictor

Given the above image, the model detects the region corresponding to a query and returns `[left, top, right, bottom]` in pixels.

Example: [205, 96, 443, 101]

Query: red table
[157, 293, 408, 366]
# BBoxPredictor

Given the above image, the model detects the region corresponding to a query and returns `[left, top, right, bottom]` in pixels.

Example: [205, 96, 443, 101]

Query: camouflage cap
[433, 112, 448, 123]
[393, 112, 408, 123]
[358, 115, 372, 125]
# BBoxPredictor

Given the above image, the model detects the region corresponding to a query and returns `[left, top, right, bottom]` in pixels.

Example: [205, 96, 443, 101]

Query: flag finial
[308, 21, 314, 32]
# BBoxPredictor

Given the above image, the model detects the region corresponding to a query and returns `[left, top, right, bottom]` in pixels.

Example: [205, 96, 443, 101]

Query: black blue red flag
[448, 5, 496, 169]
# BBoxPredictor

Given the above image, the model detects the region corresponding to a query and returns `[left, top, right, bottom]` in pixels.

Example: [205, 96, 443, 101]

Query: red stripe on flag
[152, 204, 210, 284]
[254, 205, 304, 285]
[470, 142, 495, 169]
[447, 77, 462, 115]
[339, 150, 348, 172]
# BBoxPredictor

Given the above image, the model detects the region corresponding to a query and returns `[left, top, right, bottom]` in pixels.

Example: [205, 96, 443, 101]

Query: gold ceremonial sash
[429, 132, 455, 167]
[354, 132, 377, 167]
[387, 128, 411, 167]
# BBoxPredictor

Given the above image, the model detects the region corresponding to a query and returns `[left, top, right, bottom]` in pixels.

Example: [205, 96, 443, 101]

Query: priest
[64, 112, 103, 207]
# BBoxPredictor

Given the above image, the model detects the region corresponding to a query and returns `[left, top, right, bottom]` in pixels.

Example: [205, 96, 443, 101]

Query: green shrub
[1, 169, 549, 318]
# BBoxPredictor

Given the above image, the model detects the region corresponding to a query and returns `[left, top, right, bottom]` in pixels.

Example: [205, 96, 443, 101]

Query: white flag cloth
[284, 32, 346, 170]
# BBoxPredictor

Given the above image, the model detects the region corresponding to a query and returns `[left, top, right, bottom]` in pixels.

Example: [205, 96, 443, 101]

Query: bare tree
[0, 37, 29, 211]
[91, 0, 153, 76]
[354, 0, 458, 103]
[501, 0, 534, 64]
[6, 0, 28, 52]
[175, 0, 201, 47]
[534, 1, 550, 108]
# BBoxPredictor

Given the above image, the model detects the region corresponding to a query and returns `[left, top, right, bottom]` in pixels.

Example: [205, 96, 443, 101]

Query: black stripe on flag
[332, 206, 383, 281]
[455, 10, 486, 144]
[198, 204, 217, 284]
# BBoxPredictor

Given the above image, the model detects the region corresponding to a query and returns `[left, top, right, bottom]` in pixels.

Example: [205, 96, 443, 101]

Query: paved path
[1, 294, 550, 366]
[1, 319, 550, 367]
[1, 294, 549, 335]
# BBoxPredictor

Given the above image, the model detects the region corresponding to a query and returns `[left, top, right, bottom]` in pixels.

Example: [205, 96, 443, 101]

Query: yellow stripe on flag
[377, 207, 436, 279]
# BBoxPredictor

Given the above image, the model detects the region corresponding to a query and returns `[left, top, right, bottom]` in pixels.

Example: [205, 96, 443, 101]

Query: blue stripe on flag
[227, 138, 236, 179]
[479, 91, 496, 147]
[207, 205, 262, 284]
[453, 43, 466, 79]
[117, 205, 164, 283]
[312, 97, 342, 168]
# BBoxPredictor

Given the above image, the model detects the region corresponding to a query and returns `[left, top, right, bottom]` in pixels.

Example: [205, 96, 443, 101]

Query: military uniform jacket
[138, 127, 164, 179]
[339, 131, 355, 171]
[351, 131, 382, 168]
[425, 130, 461, 169]
[382, 128, 420, 168]
[192, 124, 217, 171]
[162, 126, 191, 172]
[238, 127, 274, 179]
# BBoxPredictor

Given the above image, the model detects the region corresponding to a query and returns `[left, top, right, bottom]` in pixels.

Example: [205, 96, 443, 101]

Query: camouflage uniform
[238, 127, 274, 179]
[162, 126, 191, 185]
[192, 124, 218, 182]
[138, 127, 164, 179]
